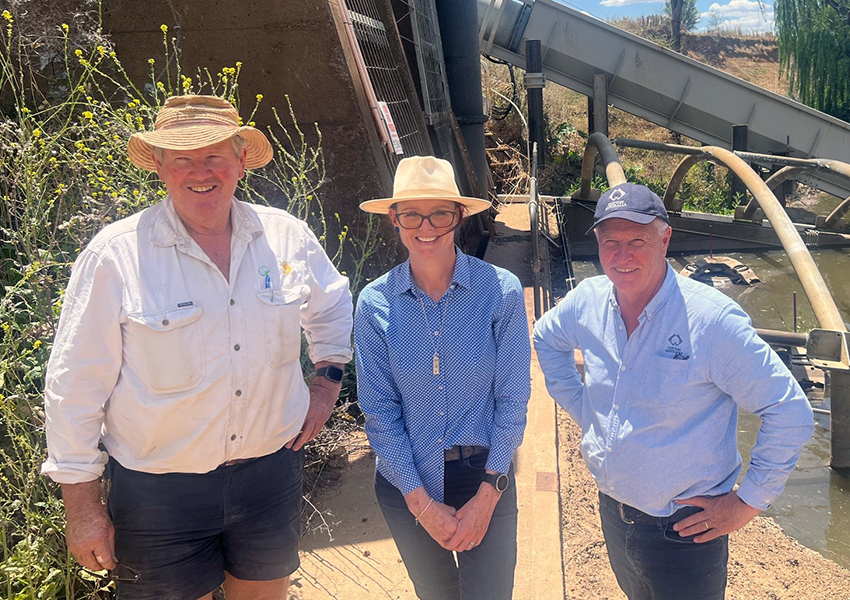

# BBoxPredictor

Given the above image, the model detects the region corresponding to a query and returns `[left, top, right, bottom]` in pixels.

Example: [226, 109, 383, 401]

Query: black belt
[601, 493, 700, 526]
[444, 445, 488, 462]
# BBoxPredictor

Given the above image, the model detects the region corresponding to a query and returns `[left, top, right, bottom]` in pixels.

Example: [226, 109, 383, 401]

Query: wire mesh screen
[400, 0, 456, 165]
[344, 0, 430, 166]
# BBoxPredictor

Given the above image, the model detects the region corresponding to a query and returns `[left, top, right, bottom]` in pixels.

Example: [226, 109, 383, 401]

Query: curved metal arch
[577, 132, 627, 199]
[663, 154, 709, 209]
[739, 162, 850, 228]
[701, 147, 845, 332]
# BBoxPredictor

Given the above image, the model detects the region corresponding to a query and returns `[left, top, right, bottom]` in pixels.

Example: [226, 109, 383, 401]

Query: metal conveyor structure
[476, 0, 850, 198]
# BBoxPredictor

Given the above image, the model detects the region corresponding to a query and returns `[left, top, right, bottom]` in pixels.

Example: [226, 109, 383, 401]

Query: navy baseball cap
[587, 183, 669, 234]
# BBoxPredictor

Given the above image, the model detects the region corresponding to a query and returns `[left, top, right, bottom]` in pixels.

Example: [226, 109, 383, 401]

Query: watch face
[495, 474, 509, 493]
[318, 366, 344, 383]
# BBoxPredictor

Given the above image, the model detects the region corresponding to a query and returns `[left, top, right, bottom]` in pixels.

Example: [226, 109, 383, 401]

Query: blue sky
[556, 0, 775, 33]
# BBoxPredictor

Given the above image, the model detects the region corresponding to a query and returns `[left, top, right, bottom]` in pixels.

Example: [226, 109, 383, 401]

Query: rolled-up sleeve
[533, 294, 585, 424]
[486, 276, 531, 474]
[354, 293, 423, 495]
[709, 304, 814, 510]
[300, 228, 353, 365]
[41, 249, 123, 484]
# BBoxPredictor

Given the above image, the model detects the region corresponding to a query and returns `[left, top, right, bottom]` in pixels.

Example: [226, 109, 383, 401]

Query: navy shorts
[106, 445, 304, 600]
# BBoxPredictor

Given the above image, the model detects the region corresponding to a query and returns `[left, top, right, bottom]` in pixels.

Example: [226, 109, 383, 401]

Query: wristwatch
[315, 365, 344, 384]
[482, 472, 510, 493]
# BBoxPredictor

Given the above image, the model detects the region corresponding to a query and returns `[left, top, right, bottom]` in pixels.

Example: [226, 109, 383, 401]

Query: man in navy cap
[533, 183, 813, 599]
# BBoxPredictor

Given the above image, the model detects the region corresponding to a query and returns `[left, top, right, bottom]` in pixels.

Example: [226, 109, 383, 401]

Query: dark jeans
[374, 452, 518, 600]
[599, 492, 729, 600]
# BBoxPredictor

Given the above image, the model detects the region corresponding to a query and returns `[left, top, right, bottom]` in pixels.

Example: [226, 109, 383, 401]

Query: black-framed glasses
[81, 562, 141, 584]
[395, 209, 458, 229]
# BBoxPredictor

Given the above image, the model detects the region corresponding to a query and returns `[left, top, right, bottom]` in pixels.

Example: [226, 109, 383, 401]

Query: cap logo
[605, 188, 627, 211]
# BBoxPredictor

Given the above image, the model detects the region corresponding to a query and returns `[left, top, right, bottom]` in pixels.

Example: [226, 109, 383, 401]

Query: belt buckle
[618, 503, 635, 524]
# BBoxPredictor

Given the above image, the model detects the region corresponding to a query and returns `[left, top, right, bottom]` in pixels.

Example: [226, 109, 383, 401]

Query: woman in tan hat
[353, 156, 531, 599]
[42, 95, 353, 600]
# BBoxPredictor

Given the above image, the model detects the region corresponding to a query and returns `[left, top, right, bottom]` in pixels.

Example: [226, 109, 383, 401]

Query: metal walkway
[477, 0, 850, 197]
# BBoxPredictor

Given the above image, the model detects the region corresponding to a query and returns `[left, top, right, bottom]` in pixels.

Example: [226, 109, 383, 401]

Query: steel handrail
[530, 142, 542, 319]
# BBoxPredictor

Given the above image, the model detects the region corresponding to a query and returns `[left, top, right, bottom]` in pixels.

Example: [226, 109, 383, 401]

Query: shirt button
[440, 411, 445, 416]
[234, 344, 241, 351]
[607, 447, 613, 452]
[434, 331, 439, 336]
[230, 434, 237, 441]
[613, 404, 619, 410]
[235, 390, 242, 397]
[438, 385, 444, 390]
[620, 365, 626, 371]
[162, 319, 169, 326]
[438, 438, 443, 443]
[230, 299, 235, 306]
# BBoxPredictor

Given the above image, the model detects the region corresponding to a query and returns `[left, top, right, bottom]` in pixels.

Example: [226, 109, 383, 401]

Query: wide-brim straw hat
[127, 95, 273, 171]
[359, 156, 491, 215]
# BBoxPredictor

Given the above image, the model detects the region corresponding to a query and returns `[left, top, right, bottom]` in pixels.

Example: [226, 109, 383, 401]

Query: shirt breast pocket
[640, 354, 692, 405]
[124, 305, 205, 394]
[257, 285, 309, 368]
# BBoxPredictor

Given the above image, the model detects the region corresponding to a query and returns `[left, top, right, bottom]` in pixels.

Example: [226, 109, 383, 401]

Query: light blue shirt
[354, 250, 531, 502]
[533, 264, 813, 516]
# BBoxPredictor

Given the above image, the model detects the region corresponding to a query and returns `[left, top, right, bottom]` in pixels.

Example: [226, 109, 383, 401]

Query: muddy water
[570, 247, 850, 569]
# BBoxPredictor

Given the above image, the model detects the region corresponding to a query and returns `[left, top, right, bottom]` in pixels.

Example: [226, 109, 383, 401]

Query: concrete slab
[292, 203, 564, 599]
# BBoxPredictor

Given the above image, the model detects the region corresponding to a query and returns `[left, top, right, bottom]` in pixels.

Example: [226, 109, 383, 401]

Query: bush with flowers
[0, 2, 380, 597]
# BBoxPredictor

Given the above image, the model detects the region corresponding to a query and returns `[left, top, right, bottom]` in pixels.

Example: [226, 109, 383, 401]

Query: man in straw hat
[42, 95, 353, 599]
[533, 183, 813, 600]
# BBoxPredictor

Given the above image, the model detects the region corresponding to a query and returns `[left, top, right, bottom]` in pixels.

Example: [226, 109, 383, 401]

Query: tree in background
[665, 0, 700, 49]
[775, 0, 850, 121]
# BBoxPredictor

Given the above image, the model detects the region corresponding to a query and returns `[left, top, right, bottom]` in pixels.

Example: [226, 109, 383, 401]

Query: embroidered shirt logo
[665, 333, 689, 360]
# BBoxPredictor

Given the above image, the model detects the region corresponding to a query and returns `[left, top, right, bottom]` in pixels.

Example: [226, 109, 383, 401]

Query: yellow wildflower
[160, 24, 168, 33]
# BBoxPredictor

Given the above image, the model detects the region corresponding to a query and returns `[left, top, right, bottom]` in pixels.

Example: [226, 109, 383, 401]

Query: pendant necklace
[417, 289, 452, 376]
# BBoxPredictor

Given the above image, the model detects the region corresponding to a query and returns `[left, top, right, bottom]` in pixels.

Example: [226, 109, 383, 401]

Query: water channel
[570, 245, 850, 569]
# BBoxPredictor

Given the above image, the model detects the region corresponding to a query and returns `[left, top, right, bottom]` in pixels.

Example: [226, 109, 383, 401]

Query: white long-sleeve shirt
[41, 197, 353, 484]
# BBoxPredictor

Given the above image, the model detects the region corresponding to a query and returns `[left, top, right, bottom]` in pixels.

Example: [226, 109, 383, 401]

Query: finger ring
[468, 541, 475, 549]
[704, 522, 710, 531]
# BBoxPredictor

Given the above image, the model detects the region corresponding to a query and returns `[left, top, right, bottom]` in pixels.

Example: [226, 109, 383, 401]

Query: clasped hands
[405, 480, 502, 552]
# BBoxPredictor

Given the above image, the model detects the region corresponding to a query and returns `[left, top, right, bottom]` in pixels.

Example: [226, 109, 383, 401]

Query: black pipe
[435, 0, 489, 191]
[526, 39, 545, 170]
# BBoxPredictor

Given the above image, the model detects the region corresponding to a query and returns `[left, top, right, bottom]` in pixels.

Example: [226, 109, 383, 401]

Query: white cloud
[700, 0, 775, 33]
[599, 0, 662, 7]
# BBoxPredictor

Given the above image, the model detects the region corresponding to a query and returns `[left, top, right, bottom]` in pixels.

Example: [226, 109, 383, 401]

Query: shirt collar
[607, 261, 677, 320]
[150, 196, 264, 247]
[392, 247, 471, 296]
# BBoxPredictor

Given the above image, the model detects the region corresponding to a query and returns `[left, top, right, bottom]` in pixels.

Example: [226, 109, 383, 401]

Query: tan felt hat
[127, 95, 273, 171]
[359, 156, 491, 215]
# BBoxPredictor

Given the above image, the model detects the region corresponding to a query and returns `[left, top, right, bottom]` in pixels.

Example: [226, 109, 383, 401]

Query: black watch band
[482, 472, 509, 493]
[315, 365, 344, 384]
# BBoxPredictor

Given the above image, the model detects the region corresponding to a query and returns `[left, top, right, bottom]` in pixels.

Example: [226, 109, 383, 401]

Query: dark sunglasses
[81, 562, 141, 584]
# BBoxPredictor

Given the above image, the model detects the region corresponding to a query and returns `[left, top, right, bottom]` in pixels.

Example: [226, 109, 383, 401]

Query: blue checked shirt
[354, 250, 531, 502]
[533, 264, 814, 516]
